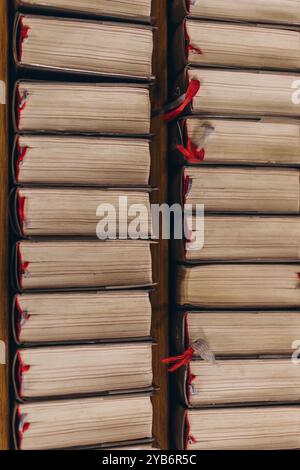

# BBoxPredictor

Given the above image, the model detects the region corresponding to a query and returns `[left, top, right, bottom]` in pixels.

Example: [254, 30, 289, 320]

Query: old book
[13, 187, 152, 237]
[14, 81, 151, 134]
[178, 359, 300, 407]
[173, 310, 300, 356]
[175, 215, 300, 262]
[13, 291, 152, 345]
[14, 394, 153, 450]
[14, 343, 153, 400]
[173, 20, 300, 74]
[175, 406, 300, 450]
[15, 0, 152, 21]
[178, 166, 300, 213]
[15, 15, 153, 79]
[176, 264, 300, 308]
[13, 135, 151, 186]
[172, 0, 300, 26]
[106, 444, 159, 450]
[13, 240, 153, 291]
[170, 68, 300, 118]
[173, 117, 300, 166]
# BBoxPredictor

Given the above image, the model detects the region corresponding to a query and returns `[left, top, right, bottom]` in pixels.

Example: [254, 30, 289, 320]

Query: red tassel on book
[16, 138, 28, 183]
[17, 351, 31, 399]
[183, 174, 192, 206]
[15, 297, 23, 343]
[185, 20, 203, 56]
[161, 347, 194, 372]
[188, 44, 203, 55]
[185, 414, 197, 449]
[18, 192, 26, 236]
[16, 85, 29, 130]
[17, 242, 29, 291]
[162, 338, 216, 372]
[187, 367, 196, 404]
[18, 16, 30, 62]
[176, 141, 205, 163]
[161, 79, 200, 122]
[17, 406, 31, 450]
[15, 297, 30, 344]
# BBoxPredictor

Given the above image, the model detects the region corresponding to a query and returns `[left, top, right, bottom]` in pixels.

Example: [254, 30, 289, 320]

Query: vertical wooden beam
[150, 0, 169, 450]
[0, 0, 9, 451]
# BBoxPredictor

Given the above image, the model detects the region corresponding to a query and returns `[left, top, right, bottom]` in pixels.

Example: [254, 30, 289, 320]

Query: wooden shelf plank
[150, 0, 169, 451]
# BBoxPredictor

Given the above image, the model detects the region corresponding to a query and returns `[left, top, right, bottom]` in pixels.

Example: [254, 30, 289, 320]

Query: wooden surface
[150, 0, 169, 450]
[0, 0, 9, 451]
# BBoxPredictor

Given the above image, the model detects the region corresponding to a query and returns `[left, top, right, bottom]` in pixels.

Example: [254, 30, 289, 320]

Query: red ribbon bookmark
[19, 16, 30, 62]
[188, 44, 203, 55]
[162, 339, 216, 372]
[16, 138, 28, 182]
[176, 141, 205, 163]
[17, 406, 31, 450]
[161, 347, 194, 372]
[162, 79, 200, 122]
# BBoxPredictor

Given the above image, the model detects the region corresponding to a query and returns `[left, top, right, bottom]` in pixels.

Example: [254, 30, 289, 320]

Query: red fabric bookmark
[162, 79, 200, 122]
[17, 351, 30, 399]
[185, 20, 203, 56]
[161, 347, 194, 372]
[17, 406, 31, 450]
[176, 141, 205, 163]
[17, 242, 29, 291]
[185, 414, 197, 449]
[15, 296, 30, 344]
[16, 85, 29, 130]
[18, 192, 26, 236]
[16, 138, 28, 182]
[18, 16, 30, 62]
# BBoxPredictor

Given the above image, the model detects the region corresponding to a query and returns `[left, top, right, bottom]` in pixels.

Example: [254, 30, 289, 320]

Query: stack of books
[167, 0, 300, 450]
[12, 0, 156, 451]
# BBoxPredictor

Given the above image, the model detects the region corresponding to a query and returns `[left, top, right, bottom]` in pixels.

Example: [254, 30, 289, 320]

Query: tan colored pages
[186, 311, 300, 355]
[183, 166, 300, 213]
[16, 188, 152, 237]
[189, 359, 300, 406]
[16, 15, 153, 78]
[15, 291, 152, 344]
[181, 215, 300, 261]
[188, 0, 300, 25]
[186, 68, 300, 117]
[181, 118, 300, 166]
[177, 264, 300, 308]
[185, 406, 300, 450]
[15, 0, 152, 19]
[106, 444, 159, 450]
[16, 343, 153, 399]
[16, 240, 153, 290]
[15, 81, 151, 134]
[16, 394, 153, 450]
[185, 20, 300, 70]
[15, 135, 151, 186]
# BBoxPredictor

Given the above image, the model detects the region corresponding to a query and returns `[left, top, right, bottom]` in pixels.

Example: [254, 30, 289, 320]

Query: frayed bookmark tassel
[161, 79, 200, 122]
[161, 347, 194, 372]
[161, 339, 216, 372]
[177, 142, 205, 163]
